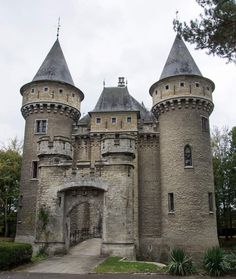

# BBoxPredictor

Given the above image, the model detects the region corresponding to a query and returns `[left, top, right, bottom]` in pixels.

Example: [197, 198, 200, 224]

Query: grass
[0, 237, 14, 242]
[31, 250, 48, 263]
[93, 256, 164, 273]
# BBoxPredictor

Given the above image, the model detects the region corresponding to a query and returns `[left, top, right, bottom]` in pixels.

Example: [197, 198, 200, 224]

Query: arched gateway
[58, 182, 107, 251]
[64, 187, 104, 249]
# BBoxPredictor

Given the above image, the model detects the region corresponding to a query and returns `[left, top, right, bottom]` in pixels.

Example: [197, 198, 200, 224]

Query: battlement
[101, 134, 136, 157]
[37, 136, 73, 158]
[150, 76, 214, 118]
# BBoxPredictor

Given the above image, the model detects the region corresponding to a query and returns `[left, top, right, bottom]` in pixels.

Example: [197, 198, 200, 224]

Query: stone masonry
[15, 35, 219, 262]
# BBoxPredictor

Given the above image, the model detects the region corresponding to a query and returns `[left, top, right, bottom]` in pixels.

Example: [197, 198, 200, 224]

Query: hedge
[0, 242, 32, 270]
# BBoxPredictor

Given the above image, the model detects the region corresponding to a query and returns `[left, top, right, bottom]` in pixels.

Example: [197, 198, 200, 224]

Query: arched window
[184, 145, 192, 167]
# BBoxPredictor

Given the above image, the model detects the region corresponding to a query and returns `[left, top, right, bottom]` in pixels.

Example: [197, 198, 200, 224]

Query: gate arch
[63, 186, 104, 248]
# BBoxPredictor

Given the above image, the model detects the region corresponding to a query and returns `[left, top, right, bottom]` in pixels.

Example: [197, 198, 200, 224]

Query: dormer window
[195, 82, 200, 88]
[111, 117, 117, 124]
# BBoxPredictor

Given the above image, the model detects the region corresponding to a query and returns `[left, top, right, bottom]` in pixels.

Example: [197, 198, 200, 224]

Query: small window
[72, 93, 75, 97]
[195, 82, 200, 88]
[111, 117, 116, 124]
[32, 161, 38, 179]
[165, 85, 169, 90]
[180, 82, 185, 87]
[184, 145, 192, 167]
[208, 192, 214, 212]
[44, 87, 48, 92]
[127, 116, 132, 123]
[31, 88, 35, 93]
[155, 90, 157, 95]
[168, 193, 174, 212]
[35, 120, 47, 134]
[96, 118, 101, 124]
[201, 116, 209, 132]
[206, 86, 210, 91]
[59, 89, 63, 93]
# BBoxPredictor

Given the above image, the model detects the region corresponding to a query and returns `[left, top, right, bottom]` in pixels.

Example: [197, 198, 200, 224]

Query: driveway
[23, 238, 106, 274]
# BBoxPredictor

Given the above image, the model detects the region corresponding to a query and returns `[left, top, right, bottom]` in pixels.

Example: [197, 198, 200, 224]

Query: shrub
[203, 246, 228, 276]
[0, 242, 32, 270]
[167, 248, 193, 276]
[225, 252, 236, 272]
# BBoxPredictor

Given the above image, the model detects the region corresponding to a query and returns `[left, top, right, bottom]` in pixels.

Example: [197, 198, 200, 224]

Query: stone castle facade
[16, 35, 218, 262]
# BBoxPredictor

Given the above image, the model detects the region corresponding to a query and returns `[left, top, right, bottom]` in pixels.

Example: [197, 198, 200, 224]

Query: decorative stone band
[37, 135, 73, 158]
[152, 96, 214, 118]
[21, 101, 80, 121]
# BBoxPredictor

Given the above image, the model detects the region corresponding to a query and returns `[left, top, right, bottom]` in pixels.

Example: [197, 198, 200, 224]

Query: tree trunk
[4, 198, 8, 237]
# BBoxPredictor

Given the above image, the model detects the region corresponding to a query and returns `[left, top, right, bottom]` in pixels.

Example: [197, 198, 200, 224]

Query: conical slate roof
[32, 39, 74, 86]
[160, 35, 202, 80]
[92, 86, 140, 113]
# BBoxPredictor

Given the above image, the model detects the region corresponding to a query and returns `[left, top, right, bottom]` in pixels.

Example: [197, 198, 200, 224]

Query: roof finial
[175, 10, 179, 21]
[57, 17, 61, 39]
[126, 78, 128, 86]
[103, 79, 105, 87]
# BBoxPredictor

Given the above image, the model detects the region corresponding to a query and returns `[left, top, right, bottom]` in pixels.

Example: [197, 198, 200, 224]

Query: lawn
[93, 256, 164, 273]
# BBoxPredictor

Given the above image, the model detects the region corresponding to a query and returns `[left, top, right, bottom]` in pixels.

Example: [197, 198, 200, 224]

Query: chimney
[118, 77, 125, 87]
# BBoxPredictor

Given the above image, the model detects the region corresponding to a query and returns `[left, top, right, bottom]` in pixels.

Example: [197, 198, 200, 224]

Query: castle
[16, 34, 219, 262]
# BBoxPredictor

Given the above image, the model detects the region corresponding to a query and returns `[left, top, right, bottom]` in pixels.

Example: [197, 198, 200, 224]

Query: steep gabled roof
[32, 39, 74, 86]
[160, 35, 202, 80]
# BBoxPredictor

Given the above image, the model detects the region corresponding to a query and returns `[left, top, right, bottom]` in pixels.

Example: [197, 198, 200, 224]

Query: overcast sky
[0, 0, 235, 145]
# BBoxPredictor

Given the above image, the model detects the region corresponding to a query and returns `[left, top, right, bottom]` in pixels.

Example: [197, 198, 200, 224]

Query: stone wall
[138, 134, 162, 261]
[158, 106, 218, 262]
[90, 112, 138, 132]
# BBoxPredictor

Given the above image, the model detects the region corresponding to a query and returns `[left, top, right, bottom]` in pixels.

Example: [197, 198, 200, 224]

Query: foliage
[225, 252, 236, 271]
[93, 256, 163, 273]
[173, 0, 236, 63]
[31, 250, 48, 263]
[211, 127, 236, 238]
[0, 242, 32, 270]
[0, 139, 22, 237]
[203, 246, 229, 276]
[167, 248, 193, 276]
[37, 206, 50, 232]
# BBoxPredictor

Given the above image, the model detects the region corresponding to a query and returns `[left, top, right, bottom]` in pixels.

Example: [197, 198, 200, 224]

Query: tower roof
[32, 39, 74, 86]
[160, 35, 202, 80]
[92, 86, 138, 113]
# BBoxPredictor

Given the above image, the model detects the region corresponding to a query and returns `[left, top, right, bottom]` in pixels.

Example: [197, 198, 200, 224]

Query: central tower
[149, 35, 218, 261]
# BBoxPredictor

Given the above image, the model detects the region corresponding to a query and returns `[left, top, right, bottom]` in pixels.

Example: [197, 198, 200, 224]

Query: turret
[101, 133, 136, 259]
[149, 35, 218, 262]
[16, 39, 84, 244]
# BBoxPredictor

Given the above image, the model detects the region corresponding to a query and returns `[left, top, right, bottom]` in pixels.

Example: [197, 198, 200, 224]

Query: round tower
[16, 39, 84, 243]
[101, 133, 136, 259]
[149, 35, 218, 262]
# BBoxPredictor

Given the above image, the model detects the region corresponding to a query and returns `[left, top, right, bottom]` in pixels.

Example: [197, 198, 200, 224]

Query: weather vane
[57, 17, 61, 39]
